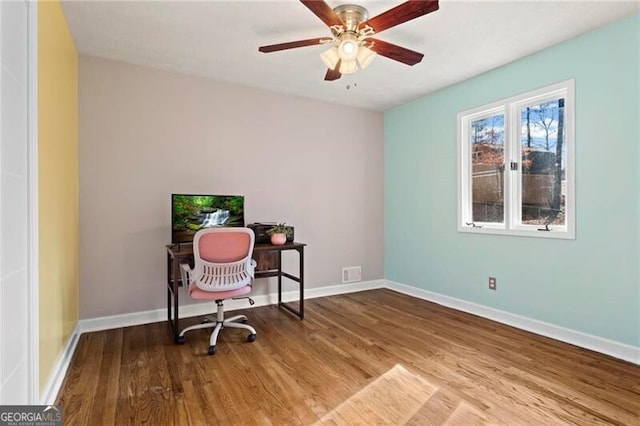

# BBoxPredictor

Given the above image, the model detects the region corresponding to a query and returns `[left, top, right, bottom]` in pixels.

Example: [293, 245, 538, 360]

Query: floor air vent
[342, 266, 362, 283]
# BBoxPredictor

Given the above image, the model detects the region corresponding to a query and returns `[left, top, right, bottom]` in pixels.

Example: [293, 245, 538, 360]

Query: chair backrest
[192, 227, 255, 292]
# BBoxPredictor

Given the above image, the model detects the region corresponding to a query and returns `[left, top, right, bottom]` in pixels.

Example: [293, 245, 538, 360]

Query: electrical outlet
[489, 277, 497, 290]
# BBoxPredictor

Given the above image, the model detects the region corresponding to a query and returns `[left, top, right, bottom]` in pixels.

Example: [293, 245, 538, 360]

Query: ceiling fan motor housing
[333, 4, 369, 33]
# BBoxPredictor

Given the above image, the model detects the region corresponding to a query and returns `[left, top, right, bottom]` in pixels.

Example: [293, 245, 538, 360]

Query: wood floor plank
[57, 332, 106, 425]
[180, 380, 209, 426]
[56, 289, 640, 425]
[93, 328, 123, 424]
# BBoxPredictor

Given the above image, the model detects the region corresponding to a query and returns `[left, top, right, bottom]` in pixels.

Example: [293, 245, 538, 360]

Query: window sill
[458, 225, 575, 240]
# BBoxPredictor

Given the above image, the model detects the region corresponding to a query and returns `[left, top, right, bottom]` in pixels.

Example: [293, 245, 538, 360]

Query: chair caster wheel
[247, 333, 256, 342]
[208, 345, 216, 355]
[176, 336, 186, 345]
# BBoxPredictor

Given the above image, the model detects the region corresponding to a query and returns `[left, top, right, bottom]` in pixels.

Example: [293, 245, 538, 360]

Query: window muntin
[458, 80, 575, 239]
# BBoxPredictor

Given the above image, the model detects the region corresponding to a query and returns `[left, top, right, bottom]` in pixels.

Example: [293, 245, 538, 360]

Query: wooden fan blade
[259, 37, 332, 53]
[300, 0, 345, 28]
[359, 0, 439, 34]
[366, 38, 424, 66]
[324, 60, 342, 81]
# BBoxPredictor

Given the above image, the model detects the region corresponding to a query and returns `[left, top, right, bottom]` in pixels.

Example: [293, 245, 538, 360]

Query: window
[458, 80, 575, 239]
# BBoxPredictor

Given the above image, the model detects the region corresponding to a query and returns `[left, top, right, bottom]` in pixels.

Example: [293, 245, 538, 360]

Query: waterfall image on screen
[171, 194, 245, 244]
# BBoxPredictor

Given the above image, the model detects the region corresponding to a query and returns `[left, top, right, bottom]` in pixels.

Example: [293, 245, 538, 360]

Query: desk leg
[299, 247, 304, 319]
[167, 253, 181, 343]
[173, 258, 180, 342]
[277, 247, 304, 320]
[277, 250, 282, 306]
[167, 253, 172, 327]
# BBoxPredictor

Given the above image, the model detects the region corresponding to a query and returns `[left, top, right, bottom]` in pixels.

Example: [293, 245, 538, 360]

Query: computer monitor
[171, 194, 245, 244]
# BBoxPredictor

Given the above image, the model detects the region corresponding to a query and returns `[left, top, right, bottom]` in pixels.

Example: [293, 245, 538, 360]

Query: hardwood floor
[57, 289, 640, 425]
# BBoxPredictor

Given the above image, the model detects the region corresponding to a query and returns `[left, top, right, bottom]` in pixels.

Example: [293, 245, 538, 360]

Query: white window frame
[457, 80, 575, 239]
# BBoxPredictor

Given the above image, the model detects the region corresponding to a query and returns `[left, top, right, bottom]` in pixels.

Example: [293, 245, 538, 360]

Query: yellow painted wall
[38, 0, 79, 392]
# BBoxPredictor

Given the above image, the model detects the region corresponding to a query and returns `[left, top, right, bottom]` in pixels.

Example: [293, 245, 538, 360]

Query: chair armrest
[248, 259, 257, 278]
[179, 262, 192, 290]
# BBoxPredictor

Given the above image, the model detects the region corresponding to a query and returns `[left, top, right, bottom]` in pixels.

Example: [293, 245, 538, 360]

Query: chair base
[177, 301, 257, 355]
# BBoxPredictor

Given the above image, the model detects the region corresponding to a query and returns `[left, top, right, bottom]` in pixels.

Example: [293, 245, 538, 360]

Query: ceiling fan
[258, 0, 439, 81]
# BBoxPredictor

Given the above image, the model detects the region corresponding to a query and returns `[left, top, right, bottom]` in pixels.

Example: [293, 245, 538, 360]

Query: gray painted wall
[79, 56, 384, 319]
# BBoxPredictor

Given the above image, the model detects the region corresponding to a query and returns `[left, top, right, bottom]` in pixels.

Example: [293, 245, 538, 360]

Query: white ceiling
[61, 0, 639, 111]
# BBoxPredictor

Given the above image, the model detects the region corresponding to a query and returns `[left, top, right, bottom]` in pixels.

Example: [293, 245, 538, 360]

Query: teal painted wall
[384, 15, 639, 347]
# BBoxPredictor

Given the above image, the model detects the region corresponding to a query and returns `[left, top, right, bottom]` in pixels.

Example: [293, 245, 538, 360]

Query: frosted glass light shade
[321, 47, 340, 70]
[357, 46, 377, 69]
[339, 59, 358, 74]
[337, 35, 359, 61]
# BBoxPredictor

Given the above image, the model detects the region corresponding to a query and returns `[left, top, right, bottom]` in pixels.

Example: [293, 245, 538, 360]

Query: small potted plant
[267, 223, 292, 245]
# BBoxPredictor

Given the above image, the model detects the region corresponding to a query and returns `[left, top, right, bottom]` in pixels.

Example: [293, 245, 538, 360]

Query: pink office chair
[177, 227, 257, 355]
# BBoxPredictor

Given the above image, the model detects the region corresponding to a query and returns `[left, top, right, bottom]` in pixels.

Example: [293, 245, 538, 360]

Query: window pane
[520, 99, 566, 226]
[471, 114, 504, 223]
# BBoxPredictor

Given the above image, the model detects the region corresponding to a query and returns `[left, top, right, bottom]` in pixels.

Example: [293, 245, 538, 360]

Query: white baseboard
[44, 277, 637, 402]
[39, 323, 81, 405]
[385, 280, 640, 365]
[78, 279, 384, 334]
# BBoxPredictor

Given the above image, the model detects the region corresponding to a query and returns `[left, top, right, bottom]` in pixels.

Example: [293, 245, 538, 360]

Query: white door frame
[27, 0, 39, 404]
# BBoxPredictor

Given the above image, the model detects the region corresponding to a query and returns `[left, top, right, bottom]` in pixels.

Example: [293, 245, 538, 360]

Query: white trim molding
[386, 280, 640, 365]
[40, 324, 81, 405]
[27, 0, 40, 404]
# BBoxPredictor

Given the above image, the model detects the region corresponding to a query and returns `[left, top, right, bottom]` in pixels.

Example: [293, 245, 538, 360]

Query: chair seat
[188, 283, 252, 300]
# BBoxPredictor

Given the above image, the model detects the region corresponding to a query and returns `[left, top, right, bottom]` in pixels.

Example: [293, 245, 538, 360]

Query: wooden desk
[166, 241, 306, 343]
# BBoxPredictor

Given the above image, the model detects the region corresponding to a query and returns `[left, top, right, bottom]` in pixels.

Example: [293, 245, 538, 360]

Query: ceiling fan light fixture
[321, 46, 340, 70]
[339, 59, 358, 75]
[356, 45, 377, 70]
[337, 34, 359, 61]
